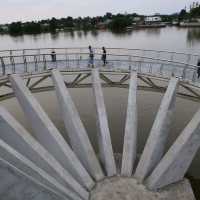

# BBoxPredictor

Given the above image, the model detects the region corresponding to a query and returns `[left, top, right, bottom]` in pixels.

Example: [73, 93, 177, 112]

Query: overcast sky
[0, 0, 196, 24]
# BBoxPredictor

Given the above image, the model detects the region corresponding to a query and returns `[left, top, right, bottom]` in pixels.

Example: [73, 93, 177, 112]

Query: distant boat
[179, 22, 200, 27]
[137, 23, 166, 28]
[172, 21, 179, 26]
[126, 26, 134, 30]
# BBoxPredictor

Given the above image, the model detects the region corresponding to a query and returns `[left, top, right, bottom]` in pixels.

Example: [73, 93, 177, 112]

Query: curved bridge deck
[0, 47, 199, 103]
[0, 48, 199, 200]
[0, 47, 199, 82]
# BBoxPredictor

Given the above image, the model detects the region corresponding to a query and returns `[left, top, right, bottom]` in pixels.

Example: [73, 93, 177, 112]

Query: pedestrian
[102, 46, 107, 66]
[197, 59, 200, 79]
[51, 50, 56, 62]
[88, 45, 94, 67]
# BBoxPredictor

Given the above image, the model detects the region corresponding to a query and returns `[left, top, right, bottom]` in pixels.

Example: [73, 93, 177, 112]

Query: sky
[0, 0, 197, 24]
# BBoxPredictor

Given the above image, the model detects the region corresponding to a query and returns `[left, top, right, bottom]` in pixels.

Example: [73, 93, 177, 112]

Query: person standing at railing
[101, 46, 107, 66]
[197, 59, 200, 79]
[88, 45, 94, 68]
[51, 50, 56, 62]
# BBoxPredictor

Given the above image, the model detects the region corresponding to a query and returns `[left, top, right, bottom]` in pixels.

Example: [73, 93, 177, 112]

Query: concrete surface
[146, 106, 200, 190]
[0, 139, 82, 200]
[92, 69, 117, 177]
[90, 177, 195, 200]
[10, 74, 94, 190]
[52, 69, 104, 181]
[0, 106, 88, 200]
[0, 158, 66, 200]
[134, 77, 179, 182]
[121, 71, 138, 176]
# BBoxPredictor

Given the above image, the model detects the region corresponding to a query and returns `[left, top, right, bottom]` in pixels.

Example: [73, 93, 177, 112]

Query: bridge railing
[0, 48, 199, 83]
[0, 47, 199, 65]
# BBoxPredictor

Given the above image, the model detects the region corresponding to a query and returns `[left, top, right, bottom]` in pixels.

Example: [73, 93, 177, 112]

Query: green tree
[109, 16, 132, 31]
[9, 22, 23, 35]
[190, 5, 200, 18]
[179, 9, 188, 21]
[49, 17, 57, 32]
[23, 22, 41, 34]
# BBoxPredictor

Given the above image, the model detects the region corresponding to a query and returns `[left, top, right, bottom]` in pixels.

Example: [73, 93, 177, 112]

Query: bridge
[0, 47, 200, 101]
[0, 47, 199, 200]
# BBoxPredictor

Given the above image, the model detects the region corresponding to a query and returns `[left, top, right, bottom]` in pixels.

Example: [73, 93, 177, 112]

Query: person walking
[51, 50, 56, 62]
[88, 45, 94, 67]
[197, 59, 200, 79]
[102, 46, 107, 66]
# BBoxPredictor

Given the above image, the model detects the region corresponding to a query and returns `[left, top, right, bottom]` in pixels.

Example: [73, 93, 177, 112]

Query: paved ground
[90, 176, 195, 200]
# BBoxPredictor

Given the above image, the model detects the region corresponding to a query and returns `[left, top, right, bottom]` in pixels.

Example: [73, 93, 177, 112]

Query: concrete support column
[134, 78, 179, 182]
[0, 159, 65, 200]
[0, 139, 81, 200]
[146, 107, 200, 190]
[121, 71, 138, 176]
[10, 74, 94, 191]
[92, 69, 117, 177]
[51, 69, 104, 181]
[0, 106, 89, 200]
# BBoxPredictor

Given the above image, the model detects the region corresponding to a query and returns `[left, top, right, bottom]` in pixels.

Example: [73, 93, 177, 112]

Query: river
[0, 27, 200, 179]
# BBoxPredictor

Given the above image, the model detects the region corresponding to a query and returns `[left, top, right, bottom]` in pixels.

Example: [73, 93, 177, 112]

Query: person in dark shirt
[197, 59, 200, 79]
[51, 50, 56, 62]
[102, 46, 107, 66]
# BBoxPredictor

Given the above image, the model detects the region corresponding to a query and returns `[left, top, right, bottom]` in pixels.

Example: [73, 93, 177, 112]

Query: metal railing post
[138, 61, 142, 73]
[37, 49, 41, 62]
[170, 52, 174, 62]
[10, 56, 15, 73]
[65, 49, 68, 69]
[141, 50, 145, 63]
[186, 54, 191, 65]
[9, 50, 15, 73]
[149, 63, 152, 74]
[170, 53, 176, 77]
[182, 65, 187, 80]
[43, 54, 47, 71]
[23, 55, 27, 73]
[23, 50, 27, 73]
[34, 55, 38, 72]
[9, 50, 12, 57]
[159, 63, 164, 75]
[77, 53, 80, 68]
[66, 54, 69, 69]
[156, 51, 160, 60]
[182, 54, 191, 80]
[128, 56, 132, 71]
[0, 57, 5, 75]
[192, 70, 197, 82]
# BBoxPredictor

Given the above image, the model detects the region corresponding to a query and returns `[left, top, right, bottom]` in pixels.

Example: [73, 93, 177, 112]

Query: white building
[0, 25, 9, 31]
[144, 16, 162, 23]
[133, 17, 142, 22]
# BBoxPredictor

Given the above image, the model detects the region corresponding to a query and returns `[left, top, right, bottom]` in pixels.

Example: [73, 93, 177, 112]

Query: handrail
[0, 47, 199, 84]
[0, 47, 199, 57]
[0, 52, 197, 69]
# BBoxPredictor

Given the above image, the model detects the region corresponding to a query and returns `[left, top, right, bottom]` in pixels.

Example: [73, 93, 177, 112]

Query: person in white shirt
[88, 45, 94, 67]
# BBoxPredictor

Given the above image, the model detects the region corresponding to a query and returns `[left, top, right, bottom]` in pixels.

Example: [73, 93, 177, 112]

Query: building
[133, 17, 142, 22]
[144, 16, 162, 24]
[132, 16, 143, 25]
[0, 25, 9, 32]
[97, 19, 112, 29]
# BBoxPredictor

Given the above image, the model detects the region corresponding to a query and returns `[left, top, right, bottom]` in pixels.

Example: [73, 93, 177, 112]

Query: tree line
[0, 4, 200, 36]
